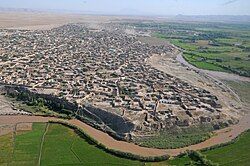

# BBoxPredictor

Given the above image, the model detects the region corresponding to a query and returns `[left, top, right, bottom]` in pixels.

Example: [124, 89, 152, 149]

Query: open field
[0, 12, 111, 30]
[133, 22, 250, 77]
[0, 11, 155, 30]
[0, 123, 46, 166]
[162, 130, 250, 166]
[0, 132, 13, 164]
[1, 114, 250, 158]
[0, 115, 168, 157]
[41, 123, 141, 165]
[0, 122, 142, 166]
[11, 123, 46, 166]
[204, 131, 250, 165]
[167, 27, 250, 77]
[224, 80, 250, 104]
[1, 121, 250, 166]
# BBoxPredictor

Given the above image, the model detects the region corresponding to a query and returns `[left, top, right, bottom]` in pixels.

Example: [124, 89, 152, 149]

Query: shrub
[234, 57, 242, 61]
[187, 150, 218, 166]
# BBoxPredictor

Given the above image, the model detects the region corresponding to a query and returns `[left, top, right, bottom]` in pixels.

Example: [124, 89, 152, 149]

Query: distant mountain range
[171, 14, 250, 23]
[0, 7, 250, 23]
[0, 7, 38, 12]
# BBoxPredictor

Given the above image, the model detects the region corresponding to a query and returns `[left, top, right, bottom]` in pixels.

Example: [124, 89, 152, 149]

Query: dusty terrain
[0, 124, 14, 136]
[0, 95, 30, 115]
[0, 12, 249, 157]
[16, 122, 32, 131]
[0, 11, 153, 30]
[140, 36, 246, 113]
[0, 12, 114, 30]
[0, 122, 32, 136]
[147, 54, 243, 117]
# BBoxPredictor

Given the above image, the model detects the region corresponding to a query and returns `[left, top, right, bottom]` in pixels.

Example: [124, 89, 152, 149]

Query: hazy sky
[0, 0, 250, 15]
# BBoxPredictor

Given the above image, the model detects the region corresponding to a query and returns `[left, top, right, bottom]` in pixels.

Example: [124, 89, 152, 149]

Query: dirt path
[0, 115, 249, 157]
[38, 123, 49, 166]
[176, 53, 250, 83]
[176, 53, 243, 104]
[148, 54, 243, 120]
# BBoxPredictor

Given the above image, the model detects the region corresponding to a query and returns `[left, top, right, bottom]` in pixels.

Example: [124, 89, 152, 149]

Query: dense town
[0, 24, 230, 133]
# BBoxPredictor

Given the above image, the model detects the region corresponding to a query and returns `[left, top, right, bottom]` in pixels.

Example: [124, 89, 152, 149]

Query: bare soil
[16, 123, 32, 131]
[0, 123, 32, 136]
[0, 95, 29, 115]
[0, 11, 153, 30]
[0, 12, 112, 30]
[148, 54, 243, 118]
[0, 124, 14, 136]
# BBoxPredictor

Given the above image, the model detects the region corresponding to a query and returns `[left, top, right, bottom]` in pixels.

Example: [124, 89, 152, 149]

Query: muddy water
[165, 113, 250, 155]
[0, 115, 249, 157]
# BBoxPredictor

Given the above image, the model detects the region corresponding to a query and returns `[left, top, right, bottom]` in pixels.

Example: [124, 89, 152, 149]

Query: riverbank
[1, 115, 250, 157]
[176, 53, 250, 83]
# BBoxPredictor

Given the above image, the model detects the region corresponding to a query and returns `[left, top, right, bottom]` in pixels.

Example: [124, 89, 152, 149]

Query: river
[0, 114, 249, 157]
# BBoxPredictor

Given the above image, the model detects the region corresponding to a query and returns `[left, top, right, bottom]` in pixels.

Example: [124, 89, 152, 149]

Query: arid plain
[0, 11, 249, 162]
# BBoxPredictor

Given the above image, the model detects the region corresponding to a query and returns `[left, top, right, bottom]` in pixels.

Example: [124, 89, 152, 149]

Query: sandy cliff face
[0, 23, 243, 142]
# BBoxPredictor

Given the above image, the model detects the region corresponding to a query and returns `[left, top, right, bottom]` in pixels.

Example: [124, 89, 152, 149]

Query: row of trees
[7, 88, 76, 117]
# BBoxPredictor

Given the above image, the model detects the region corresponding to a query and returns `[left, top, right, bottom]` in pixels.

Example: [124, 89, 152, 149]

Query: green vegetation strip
[161, 129, 250, 166]
[203, 130, 250, 166]
[49, 120, 170, 162]
[134, 124, 213, 149]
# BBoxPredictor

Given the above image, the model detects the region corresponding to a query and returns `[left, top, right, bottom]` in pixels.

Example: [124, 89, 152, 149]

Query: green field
[0, 123, 141, 166]
[148, 130, 250, 166]
[0, 131, 13, 164]
[131, 22, 250, 77]
[1, 123, 249, 166]
[169, 37, 250, 77]
[204, 130, 250, 165]
[0, 123, 46, 166]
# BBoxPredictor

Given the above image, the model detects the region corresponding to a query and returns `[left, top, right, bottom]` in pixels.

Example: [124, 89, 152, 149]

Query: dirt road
[0, 115, 249, 157]
[176, 53, 250, 83]
[176, 53, 243, 104]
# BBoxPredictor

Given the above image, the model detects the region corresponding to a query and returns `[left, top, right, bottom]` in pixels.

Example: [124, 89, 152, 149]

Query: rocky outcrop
[84, 105, 135, 134]
[2, 84, 135, 140]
